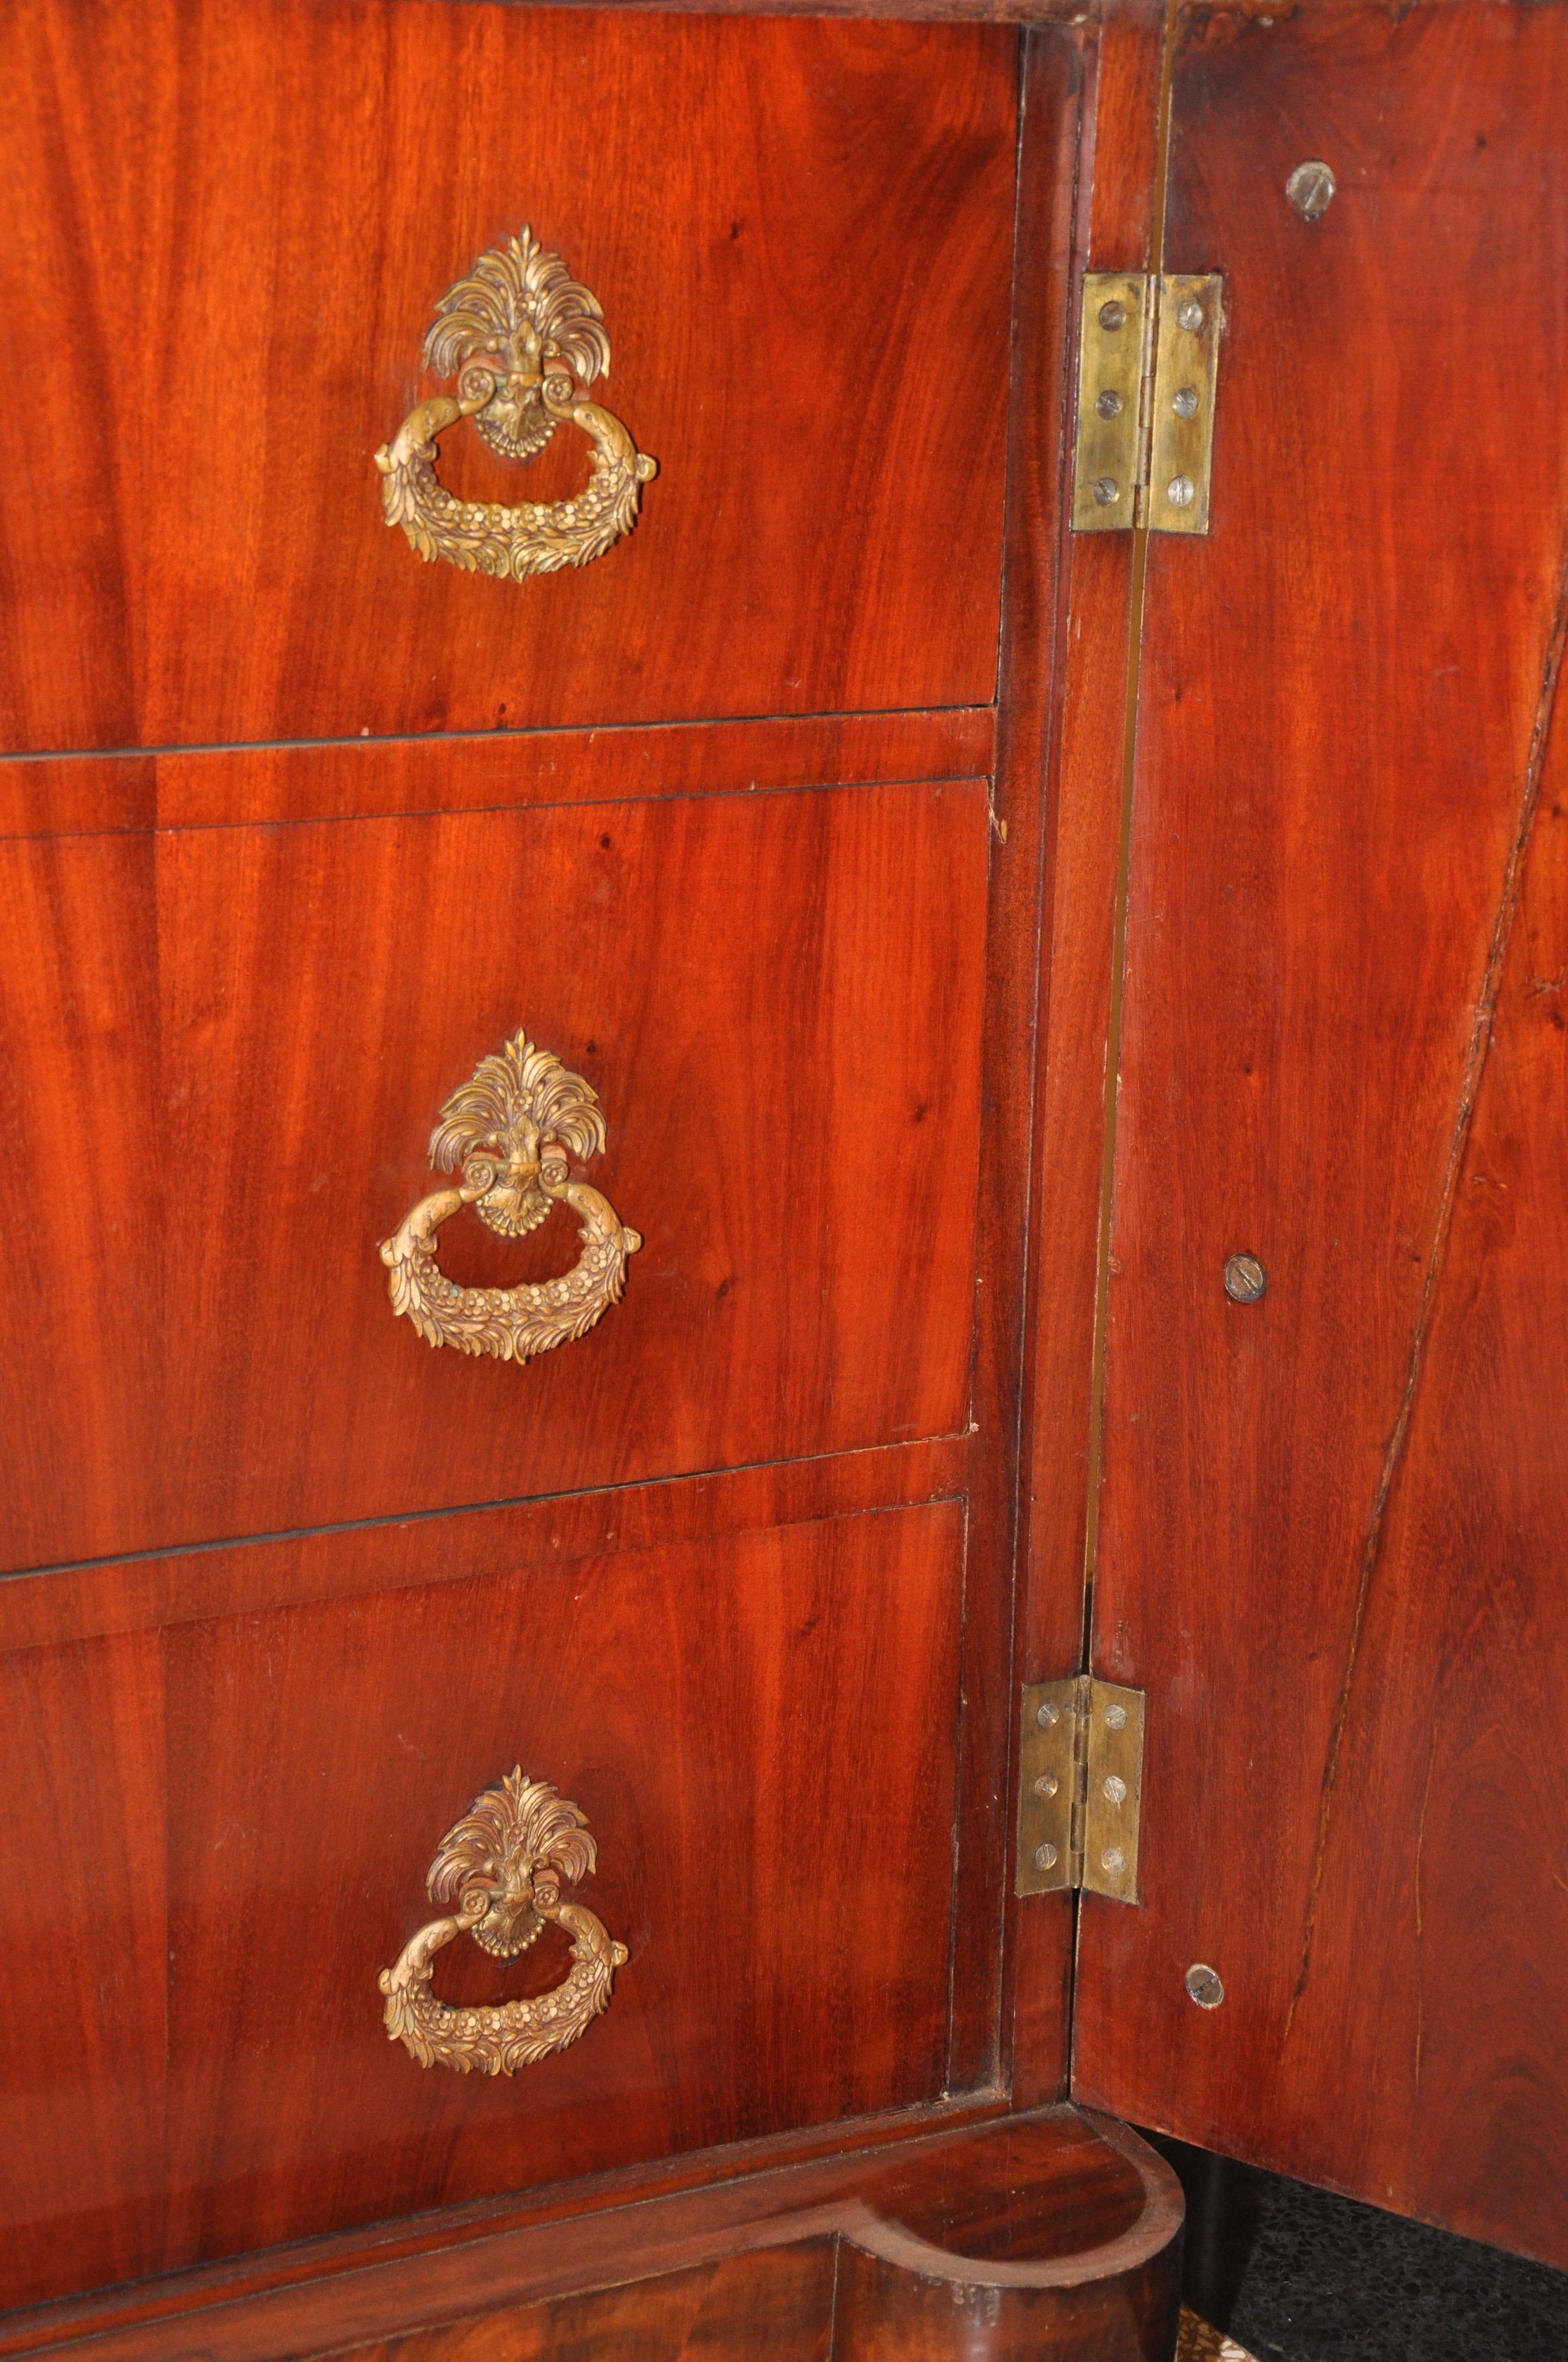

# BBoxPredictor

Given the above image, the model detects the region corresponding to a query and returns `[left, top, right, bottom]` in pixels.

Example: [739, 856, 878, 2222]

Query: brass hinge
[1015, 1676, 1146, 1902]
[1071, 271, 1224, 535]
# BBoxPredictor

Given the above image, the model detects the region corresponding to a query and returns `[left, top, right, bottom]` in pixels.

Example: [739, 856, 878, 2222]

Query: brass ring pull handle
[375, 226, 657, 582]
[380, 1029, 642, 1363]
[379, 1769, 629, 2075]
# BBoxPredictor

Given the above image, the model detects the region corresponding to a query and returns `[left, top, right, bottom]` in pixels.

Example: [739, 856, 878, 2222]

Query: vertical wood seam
[986, 18, 1090, 2103]
[1070, 0, 1181, 2082]
[1079, 0, 1181, 1666]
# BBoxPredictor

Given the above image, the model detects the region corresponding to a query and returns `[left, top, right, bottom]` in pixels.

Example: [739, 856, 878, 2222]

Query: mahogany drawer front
[0, 772, 988, 1571]
[0, 1495, 965, 2309]
[0, 0, 1017, 755]
[0, 709, 995, 839]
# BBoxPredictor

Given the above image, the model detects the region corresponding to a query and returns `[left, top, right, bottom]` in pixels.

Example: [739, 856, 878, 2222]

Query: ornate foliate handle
[375, 226, 657, 582]
[380, 1029, 641, 1363]
[379, 1769, 629, 2075]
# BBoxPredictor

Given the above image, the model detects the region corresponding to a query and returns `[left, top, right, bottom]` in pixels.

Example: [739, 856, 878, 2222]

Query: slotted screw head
[1224, 1253, 1268, 1304]
[1286, 159, 1337, 221]
[1167, 475, 1195, 508]
[1036, 1700, 1060, 1728]
[1172, 384, 1200, 419]
[1186, 1963, 1226, 2009]
[1095, 388, 1124, 419]
[1101, 1848, 1126, 1877]
[1103, 1703, 1128, 1731]
[1033, 1772, 1059, 1799]
[1177, 299, 1206, 331]
[1098, 298, 1128, 330]
[1093, 476, 1121, 507]
[1103, 1774, 1127, 1805]
[1034, 1843, 1059, 1872]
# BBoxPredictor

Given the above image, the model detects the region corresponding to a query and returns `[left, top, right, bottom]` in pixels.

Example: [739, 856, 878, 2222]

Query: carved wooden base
[0, 2108, 1181, 2361]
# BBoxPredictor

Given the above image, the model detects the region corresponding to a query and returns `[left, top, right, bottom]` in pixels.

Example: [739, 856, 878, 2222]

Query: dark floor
[1145, 2135, 1568, 2362]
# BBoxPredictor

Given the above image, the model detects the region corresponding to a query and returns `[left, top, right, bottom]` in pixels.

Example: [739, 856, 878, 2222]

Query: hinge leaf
[1015, 1678, 1080, 1893]
[1070, 274, 1148, 533]
[1146, 274, 1223, 536]
[1079, 1678, 1145, 1902]
[1017, 1677, 1145, 1903]
[1071, 271, 1223, 537]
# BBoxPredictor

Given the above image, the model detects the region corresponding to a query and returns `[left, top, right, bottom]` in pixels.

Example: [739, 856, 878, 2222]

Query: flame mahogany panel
[0, 773, 986, 1571]
[1263, 641, 1568, 2265]
[1074, 0, 1568, 2266]
[0, 1, 1015, 753]
[0, 1498, 965, 2306]
[0, 708, 995, 840]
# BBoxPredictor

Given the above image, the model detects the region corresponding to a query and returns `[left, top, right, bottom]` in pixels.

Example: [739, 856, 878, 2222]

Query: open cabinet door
[1073, 0, 1568, 2268]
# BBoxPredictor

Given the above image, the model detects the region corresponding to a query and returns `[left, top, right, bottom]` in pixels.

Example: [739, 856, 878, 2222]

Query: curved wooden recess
[0, 2108, 1181, 2361]
[831, 2112, 1182, 2360]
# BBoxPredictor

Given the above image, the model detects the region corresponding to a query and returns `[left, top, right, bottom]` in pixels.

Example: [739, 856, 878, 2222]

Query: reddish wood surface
[0, 1628, 169, 2306]
[947, 24, 1083, 2096]
[0, 0, 1144, 2337]
[1261, 663, 1568, 2260]
[0, 709, 994, 840]
[365, 2255, 837, 2362]
[1073, 0, 1568, 2268]
[1010, 0, 1167, 2103]
[339, 0, 1138, 21]
[0, 1500, 965, 2305]
[0, 2, 1016, 753]
[0, 2110, 1180, 2361]
[0, 1438, 964, 1655]
[0, 2101, 1004, 2356]
[0, 774, 986, 1570]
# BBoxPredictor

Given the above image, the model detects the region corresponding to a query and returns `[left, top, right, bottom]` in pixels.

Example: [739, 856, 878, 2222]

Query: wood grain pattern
[345, 0, 1140, 21]
[0, 1438, 966, 1655]
[362, 2254, 837, 2362]
[947, 24, 1084, 2097]
[0, 1632, 169, 2307]
[0, 709, 994, 840]
[0, 2102, 1008, 2357]
[1010, 0, 1167, 2104]
[0, 1500, 965, 2306]
[1072, 0, 1568, 2269]
[0, 0, 1151, 2336]
[0, 774, 986, 1571]
[0, 2110, 1180, 2361]
[1254, 645, 1568, 2262]
[0, 2, 1015, 753]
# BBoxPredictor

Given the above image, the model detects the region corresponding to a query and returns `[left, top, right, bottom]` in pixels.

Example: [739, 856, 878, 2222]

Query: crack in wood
[1284, 543, 1568, 2033]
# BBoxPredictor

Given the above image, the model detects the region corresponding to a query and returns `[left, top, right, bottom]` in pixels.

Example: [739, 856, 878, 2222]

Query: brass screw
[1103, 1775, 1127, 1804]
[1101, 1848, 1126, 1877]
[1172, 385, 1200, 419]
[1224, 1253, 1268, 1304]
[1096, 388, 1124, 419]
[1034, 1843, 1059, 1872]
[1099, 298, 1128, 330]
[1033, 1772, 1059, 1799]
[1186, 1963, 1226, 2009]
[1167, 475, 1195, 508]
[1104, 1703, 1128, 1731]
[1037, 1700, 1061, 1728]
[1177, 299, 1206, 332]
[1286, 160, 1337, 221]
[1093, 477, 1121, 507]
